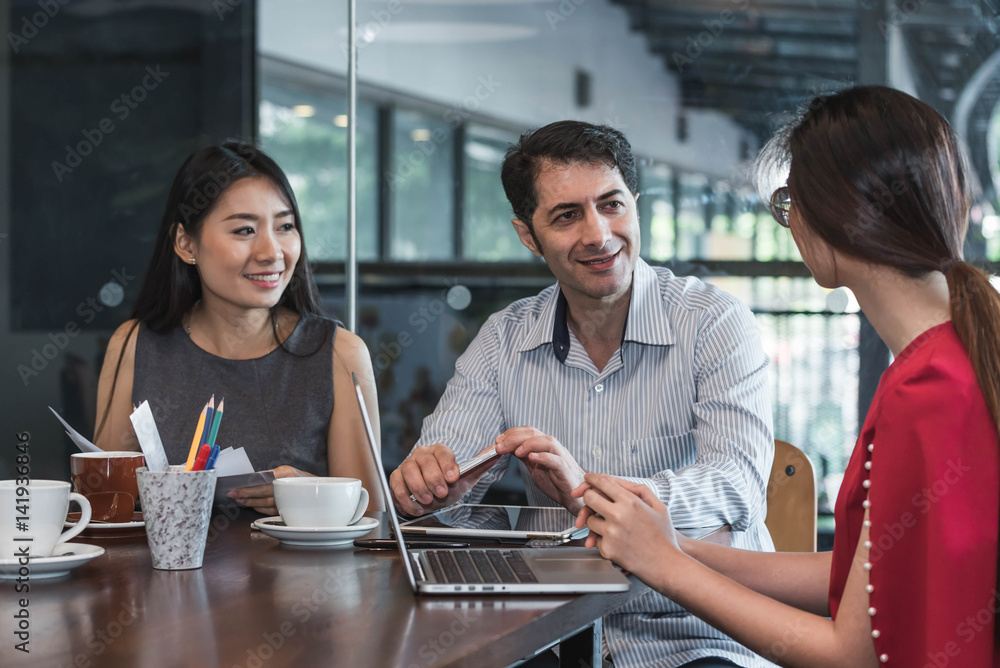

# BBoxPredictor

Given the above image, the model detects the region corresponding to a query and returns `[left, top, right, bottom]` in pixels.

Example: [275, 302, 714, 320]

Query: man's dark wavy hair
[500, 121, 638, 229]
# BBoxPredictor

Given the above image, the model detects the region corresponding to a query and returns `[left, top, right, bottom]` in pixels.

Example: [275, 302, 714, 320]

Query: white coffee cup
[273, 477, 369, 528]
[0, 480, 92, 557]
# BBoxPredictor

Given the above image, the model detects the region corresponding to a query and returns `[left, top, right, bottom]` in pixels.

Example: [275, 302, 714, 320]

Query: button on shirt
[413, 259, 776, 668]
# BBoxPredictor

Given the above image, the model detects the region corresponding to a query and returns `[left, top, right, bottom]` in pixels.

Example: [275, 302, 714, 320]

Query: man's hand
[494, 426, 586, 513]
[228, 465, 311, 516]
[389, 443, 496, 516]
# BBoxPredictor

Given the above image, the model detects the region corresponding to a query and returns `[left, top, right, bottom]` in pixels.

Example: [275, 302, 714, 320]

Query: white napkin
[48, 406, 102, 453]
[128, 401, 170, 472]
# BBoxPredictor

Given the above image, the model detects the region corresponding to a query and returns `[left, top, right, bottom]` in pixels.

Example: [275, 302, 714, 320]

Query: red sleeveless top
[829, 322, 1000, 665]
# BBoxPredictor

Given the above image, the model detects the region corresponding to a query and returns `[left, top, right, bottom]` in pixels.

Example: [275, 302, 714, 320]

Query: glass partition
[259, 63, 379, 261]
[390, 109, 456, 260]
[639, 161, 674, 261]
[463, 123, 529, 261]
[1, 0, 255, 480]
[6, 0, 999, 524]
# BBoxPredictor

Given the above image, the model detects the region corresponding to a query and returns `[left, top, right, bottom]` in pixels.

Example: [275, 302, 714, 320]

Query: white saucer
[252, 516, 379, 547]
[65, 518, 145, 530]
[0, 543, 105, 580]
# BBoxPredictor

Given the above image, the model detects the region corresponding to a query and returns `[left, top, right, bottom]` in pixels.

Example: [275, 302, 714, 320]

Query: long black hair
[96, 142, 323, 440]
[134, 141, 321, 330]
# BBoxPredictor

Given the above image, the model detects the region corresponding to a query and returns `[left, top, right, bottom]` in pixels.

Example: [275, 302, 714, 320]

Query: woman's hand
[571, 473, 684, 585]
[227, 465, 313, 516]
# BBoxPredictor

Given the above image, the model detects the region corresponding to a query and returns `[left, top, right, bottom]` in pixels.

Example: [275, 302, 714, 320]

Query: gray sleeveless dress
[132, 316, 337, 475]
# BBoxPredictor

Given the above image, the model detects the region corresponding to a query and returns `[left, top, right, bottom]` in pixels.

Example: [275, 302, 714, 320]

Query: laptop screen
[352, 372, 419, 591]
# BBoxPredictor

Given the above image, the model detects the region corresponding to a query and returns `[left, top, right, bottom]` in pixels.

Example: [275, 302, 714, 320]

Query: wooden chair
[765, 440, 817, 552]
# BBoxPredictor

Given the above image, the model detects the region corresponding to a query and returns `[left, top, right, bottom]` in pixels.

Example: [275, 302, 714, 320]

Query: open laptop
[352, 373, 631, 595]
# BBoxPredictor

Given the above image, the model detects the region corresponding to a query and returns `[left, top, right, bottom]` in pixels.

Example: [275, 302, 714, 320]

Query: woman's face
[787, 201, 840, 289]
[174, 177, 301, 312]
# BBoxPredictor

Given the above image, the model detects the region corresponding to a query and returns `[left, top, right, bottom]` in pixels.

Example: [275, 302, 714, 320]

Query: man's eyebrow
[222, 209, 294, 221]
[596, 188, 625, 201]
[545, 189, 625, 217]
[546, 201, 579, 217]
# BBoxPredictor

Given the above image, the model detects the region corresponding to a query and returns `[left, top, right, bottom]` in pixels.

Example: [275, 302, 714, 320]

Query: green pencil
[206, 398, 224, 447]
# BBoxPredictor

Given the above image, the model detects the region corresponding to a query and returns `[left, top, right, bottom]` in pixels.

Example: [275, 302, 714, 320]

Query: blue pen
[205, 444, 221, 470]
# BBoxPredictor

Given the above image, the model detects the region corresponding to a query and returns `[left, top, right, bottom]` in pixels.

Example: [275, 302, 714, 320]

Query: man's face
[513, 159, 640, 305]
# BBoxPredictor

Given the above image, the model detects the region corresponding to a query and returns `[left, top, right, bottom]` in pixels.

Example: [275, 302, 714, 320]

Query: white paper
[213, 446, 255, 476]
[128, 401, 170, 472]
[49, 406, 102, 453]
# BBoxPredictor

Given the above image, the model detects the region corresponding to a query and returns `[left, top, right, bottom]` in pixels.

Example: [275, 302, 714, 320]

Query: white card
[129, 401, 170, 472]
[48, 406, 102, 453]
[213, 446, 255, 476]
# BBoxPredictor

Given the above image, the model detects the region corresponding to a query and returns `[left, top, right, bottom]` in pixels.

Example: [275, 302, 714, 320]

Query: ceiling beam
[622, 8, 858, 38]
[646, 34, 858, 60]
[678, 69, 849, 92]
[614, 0, 858, 18]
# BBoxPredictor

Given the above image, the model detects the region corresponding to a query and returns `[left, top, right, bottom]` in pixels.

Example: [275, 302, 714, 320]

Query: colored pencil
[184, 399, 210, 471]
[205, 444, 221, 471]
[198, 395, 215, 452]
[206, 398, 224, 448]
[191, 444, 211, 471]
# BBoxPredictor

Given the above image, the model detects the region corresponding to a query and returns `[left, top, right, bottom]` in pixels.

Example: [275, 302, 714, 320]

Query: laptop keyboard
[425, 550, 539, 584]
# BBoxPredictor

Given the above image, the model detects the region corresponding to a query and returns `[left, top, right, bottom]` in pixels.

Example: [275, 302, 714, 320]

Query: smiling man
[390, 121, 776, 668]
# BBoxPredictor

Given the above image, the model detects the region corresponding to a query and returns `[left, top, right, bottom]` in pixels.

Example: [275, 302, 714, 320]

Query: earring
[188, 257, 196, 265]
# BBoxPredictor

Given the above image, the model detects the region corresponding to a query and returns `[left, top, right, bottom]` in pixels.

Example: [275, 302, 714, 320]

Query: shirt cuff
[616, 475, 668, 503]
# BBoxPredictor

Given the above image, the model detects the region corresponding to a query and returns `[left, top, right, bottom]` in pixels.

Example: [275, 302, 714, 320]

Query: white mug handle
[349, 488, 369, 525]
[58, 492, 92, 545]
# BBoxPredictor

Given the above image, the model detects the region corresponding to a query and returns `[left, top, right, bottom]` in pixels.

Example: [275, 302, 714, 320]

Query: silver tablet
[398, 503, 589, 542]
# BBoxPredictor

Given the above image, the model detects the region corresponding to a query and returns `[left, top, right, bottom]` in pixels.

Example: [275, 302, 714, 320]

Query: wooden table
[3, 509, 655, 668]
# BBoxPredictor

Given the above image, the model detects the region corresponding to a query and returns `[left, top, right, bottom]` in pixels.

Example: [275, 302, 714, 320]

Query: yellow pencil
[185, 399, 210, 471]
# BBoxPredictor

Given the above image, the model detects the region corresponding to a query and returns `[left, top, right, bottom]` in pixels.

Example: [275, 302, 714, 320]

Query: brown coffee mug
[71, 451, 146, 523]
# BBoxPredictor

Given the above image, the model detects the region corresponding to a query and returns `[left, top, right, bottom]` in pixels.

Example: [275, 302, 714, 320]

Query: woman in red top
[573, 85, 1000, 667]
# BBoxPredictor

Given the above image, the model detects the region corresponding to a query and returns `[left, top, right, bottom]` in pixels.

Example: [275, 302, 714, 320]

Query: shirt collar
[624, 259, 674, 347]
[517, 258, 674, 360]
